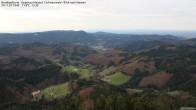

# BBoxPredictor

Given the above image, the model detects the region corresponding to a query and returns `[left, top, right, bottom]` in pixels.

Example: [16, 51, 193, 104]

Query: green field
[103, 72, 131, 85]
[99, 66, 115, 76]
[131, 89, 143, 92]
[38, 65, 91, 100]
[167, 91, 180, 96]
[56, 63, 64, 67]
[79, 69, 91, 78]
[40, 83, 69, 99]
[62, 66, 90, 79]
[127, 88, 143, 93]
[62, 66, 78, 73]
[45, 55, 62, 63]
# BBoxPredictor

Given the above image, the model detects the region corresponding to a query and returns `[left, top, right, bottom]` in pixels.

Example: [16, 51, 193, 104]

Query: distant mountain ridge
[0, 30, 93, 43]
[0, 30, 184, 45]
[86, 29, 196, 38]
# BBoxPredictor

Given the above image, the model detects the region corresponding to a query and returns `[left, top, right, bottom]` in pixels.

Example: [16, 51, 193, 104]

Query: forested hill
[0, 31, 93, 43]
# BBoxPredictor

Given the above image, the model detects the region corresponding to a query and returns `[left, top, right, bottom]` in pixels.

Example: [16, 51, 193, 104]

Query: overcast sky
[0, 0, 196, 32]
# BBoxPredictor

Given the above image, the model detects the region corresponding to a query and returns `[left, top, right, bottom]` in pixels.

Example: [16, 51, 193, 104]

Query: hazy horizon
[1, 29, 196, 38]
